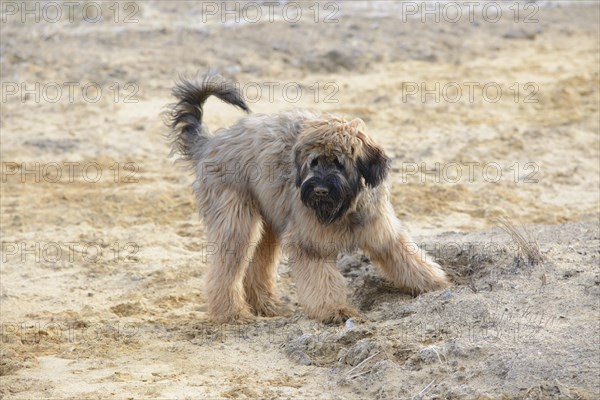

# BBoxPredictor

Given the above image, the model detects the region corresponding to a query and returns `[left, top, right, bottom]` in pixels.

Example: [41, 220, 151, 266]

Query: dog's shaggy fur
[166, 72, 451, 323]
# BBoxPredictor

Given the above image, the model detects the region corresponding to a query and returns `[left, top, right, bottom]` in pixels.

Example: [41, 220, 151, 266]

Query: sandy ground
[1, 1, 599, 399]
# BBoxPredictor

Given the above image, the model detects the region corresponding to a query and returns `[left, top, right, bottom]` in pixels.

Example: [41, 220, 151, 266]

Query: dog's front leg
[362, 212, 451, 294]
[291, 253, 357, 323]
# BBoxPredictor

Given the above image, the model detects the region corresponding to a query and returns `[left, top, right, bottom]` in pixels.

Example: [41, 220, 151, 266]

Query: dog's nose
[314, 186, 329, 197]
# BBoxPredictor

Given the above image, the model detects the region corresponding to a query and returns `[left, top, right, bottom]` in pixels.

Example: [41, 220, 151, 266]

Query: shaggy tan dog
[166, 73, 450, 323]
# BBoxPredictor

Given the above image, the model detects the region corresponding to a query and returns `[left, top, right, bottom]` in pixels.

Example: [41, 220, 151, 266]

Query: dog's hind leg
[243, 224, 282, 317]
[202, 190, 263, 323]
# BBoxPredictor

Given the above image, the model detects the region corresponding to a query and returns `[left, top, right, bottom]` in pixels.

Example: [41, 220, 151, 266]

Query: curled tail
[165, 72, 250, 165]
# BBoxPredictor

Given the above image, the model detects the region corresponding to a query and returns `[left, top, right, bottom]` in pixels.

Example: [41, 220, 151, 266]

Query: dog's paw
[210, 308, 255, 324]
[425, 261, 453, 289]
[251, 298, 282, 318]
[318, 306, 359, 324]
[409, 260, 452, 294]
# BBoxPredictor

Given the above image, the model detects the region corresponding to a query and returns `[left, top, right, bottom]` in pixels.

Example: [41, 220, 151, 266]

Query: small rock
[345, 318, 355, 331]
[288, 350, 312, 365]
[418, 346, 444, 364]
[342, 339, 377, 366]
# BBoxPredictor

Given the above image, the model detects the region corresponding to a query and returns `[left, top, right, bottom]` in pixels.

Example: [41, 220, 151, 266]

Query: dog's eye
[310, 158, 319, 168]
[334, 159, 344, 170]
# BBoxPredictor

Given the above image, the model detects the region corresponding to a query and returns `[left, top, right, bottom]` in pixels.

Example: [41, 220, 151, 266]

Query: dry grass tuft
[495, 216, 544, 267]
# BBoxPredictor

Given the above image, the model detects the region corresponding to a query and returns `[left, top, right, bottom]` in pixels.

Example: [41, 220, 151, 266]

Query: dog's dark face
[293, 117, 390, 225]
[297, 154, 359, 225]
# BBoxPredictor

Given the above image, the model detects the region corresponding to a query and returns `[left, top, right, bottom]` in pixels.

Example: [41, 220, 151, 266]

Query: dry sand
[1, 1, 599, 399]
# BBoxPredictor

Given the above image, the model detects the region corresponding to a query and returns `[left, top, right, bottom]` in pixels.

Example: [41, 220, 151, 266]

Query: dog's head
[293, 116, 390, 225]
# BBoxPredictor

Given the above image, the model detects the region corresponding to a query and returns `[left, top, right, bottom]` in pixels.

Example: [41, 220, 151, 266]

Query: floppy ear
[357, 142, 390, 187]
